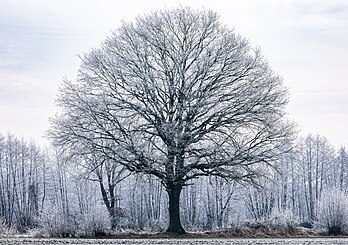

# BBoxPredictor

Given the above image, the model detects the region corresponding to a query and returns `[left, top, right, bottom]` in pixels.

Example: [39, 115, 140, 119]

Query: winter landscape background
[1, 0, 348, 241]
[0, 131, 346, 236]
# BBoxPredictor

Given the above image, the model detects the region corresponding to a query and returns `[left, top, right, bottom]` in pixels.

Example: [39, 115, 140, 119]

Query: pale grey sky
[1, 0, 348, 148]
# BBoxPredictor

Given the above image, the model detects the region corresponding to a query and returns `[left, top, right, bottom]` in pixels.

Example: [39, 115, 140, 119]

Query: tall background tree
[49, 7, 293, 234]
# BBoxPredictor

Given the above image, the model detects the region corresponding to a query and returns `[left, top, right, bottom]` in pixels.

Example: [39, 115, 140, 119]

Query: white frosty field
[1, 238, 348, 245]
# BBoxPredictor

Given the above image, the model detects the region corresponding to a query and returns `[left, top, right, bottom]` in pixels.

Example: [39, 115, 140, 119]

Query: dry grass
[4, 224, 348, 239]
[103, 226, 317, 239]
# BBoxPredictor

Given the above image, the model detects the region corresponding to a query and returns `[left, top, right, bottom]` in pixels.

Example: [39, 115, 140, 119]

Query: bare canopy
[49, 7, 294, 234]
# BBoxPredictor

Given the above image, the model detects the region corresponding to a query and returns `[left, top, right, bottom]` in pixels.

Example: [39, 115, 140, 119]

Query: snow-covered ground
[1, 238, 348, 245]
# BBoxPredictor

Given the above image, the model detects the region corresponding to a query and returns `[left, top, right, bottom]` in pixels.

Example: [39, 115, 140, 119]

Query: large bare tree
[49, 7, 293, 234]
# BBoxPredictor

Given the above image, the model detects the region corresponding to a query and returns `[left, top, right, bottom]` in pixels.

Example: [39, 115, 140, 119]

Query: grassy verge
[96, 227, 326, 239]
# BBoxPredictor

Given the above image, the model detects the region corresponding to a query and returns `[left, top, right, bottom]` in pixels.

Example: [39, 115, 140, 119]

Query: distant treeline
[0, 132, 347, 236]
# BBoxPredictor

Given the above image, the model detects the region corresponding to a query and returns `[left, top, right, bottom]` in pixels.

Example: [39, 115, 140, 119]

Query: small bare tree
[49, 7, 294, 234]
[77, 151, 128, 230]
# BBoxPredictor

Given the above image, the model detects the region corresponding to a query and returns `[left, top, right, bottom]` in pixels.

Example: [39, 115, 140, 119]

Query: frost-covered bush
[77, 208, 110, 237]
[268, 209, 298, 228]
[317, 189, 348, 235]
[0, 218, 16, 236]
[144, 219, 167, 232]
[40, 209, 77, 237]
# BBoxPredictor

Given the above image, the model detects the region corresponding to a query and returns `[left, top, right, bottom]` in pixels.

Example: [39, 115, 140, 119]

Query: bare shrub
[268, 209, 298, 229]
[39, 209, 77, 237]
[317, 189, 348, 235]
[0, 218, 16, 236]
[77, 208, 110, 237]
[144, 219, 167, 232]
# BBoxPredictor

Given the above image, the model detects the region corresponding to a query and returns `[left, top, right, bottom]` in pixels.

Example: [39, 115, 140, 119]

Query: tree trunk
[109, 209, 118, 230]
[99, 180, 118, 230]
[166, 182, 185, 234]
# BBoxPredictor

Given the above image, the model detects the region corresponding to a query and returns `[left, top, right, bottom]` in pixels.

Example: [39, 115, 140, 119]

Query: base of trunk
[165, 225, 186, 235]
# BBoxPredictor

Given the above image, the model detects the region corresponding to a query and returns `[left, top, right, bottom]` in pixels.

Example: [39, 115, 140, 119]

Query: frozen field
[1, 238, 348, 245]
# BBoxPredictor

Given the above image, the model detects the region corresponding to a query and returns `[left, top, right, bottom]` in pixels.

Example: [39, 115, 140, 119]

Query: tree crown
[50, 7, 293, 187]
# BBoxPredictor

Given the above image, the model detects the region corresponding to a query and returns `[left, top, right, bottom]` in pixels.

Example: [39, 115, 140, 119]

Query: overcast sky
[1, 0, 348, 148]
